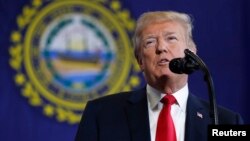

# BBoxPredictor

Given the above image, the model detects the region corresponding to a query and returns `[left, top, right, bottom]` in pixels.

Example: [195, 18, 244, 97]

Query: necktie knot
[161, 94, 176, 105]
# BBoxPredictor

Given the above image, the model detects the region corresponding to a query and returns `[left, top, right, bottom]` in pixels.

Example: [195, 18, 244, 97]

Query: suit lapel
[124, 90, 212, 141]
[125, 88, 151, 141]
[185, 94, 211, 141]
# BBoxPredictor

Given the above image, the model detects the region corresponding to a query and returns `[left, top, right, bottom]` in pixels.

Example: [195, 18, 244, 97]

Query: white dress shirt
[147, 84, 189, 141]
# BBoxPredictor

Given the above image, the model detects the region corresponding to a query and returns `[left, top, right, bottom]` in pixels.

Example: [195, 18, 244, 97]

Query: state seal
[9, 0, 143, 124]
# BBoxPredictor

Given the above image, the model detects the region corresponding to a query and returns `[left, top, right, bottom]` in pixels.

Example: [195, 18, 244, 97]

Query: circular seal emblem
[9, 0, 143, 124]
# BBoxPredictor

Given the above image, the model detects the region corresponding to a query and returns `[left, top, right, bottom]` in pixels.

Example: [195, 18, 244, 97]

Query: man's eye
[168, 36, 177, 41]
[146, 41, 154, 45]
[144, 39, 156, 48]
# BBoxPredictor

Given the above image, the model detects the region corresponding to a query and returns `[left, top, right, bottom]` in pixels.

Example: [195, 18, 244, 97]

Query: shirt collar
[146, 83, 189, 112]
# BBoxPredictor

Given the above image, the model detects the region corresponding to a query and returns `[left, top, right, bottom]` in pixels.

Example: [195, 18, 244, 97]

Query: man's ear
[188, 41, 197, 54]
[189, 47, 197, 54]
[137, 58, 144, 71]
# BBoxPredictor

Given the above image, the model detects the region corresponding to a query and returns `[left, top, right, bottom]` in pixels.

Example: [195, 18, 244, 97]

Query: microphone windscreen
[169, 58, 185, 74]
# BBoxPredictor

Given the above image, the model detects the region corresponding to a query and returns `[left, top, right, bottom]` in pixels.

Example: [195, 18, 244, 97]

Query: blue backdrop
[0, 0, 249, 141]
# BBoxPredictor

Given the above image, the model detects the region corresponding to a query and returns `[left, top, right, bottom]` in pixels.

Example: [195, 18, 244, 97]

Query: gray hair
[133, 11, 196, 61]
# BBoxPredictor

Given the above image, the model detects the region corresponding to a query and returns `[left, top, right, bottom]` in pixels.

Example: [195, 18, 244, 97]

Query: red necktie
[156, 94, 177, 141]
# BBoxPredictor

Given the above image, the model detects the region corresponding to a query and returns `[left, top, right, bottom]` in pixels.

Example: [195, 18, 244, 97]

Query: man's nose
[156, 39, 168, 54]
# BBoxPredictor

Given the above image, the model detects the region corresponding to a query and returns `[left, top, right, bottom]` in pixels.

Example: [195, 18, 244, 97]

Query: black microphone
[169, 50, 199, 74]
[169, 49, 219, 125]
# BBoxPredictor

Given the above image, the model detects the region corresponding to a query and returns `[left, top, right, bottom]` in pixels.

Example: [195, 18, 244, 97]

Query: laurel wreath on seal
[9, 0, 142, 124]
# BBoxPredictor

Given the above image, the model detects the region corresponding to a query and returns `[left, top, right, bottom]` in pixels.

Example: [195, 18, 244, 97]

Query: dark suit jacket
[75, 88, 243, 141]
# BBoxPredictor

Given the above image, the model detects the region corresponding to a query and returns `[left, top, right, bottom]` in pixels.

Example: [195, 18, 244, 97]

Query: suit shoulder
[89, 91, 133, 105]
[216, 105, 244, 124]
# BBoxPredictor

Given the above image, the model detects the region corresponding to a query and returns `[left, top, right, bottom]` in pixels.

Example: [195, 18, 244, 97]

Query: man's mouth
[157, 58, 169, 65]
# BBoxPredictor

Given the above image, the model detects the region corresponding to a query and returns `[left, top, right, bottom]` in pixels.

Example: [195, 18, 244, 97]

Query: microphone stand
[184, 49, 219, 125]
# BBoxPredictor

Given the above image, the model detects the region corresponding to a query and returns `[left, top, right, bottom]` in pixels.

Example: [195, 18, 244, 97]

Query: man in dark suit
[75, 11, 243, 141]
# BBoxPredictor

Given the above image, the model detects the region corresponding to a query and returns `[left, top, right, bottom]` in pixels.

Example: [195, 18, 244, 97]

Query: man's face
[138, 21, 190, 86]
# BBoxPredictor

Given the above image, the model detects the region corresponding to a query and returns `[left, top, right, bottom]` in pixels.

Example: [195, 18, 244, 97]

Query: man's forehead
[141, 22, 185, 36]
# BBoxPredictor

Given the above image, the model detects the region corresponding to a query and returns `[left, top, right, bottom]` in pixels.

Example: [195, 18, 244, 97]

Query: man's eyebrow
[142, 32, 177, 40]
[142, 35, 157, 40]
[163, 31, 176, 36]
